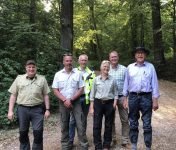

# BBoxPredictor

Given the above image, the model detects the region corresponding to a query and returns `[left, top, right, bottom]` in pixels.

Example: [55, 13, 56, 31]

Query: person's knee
[33, 130, 43, 144]
[19, 130, 29, 143]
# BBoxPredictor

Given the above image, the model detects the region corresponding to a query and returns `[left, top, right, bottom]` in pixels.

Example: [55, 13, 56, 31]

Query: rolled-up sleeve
[123, 68, 129, 97]
[43, 77, 50, 95]
[151, 65, 160, 99]
[8, 77, 19, 95]
[52, 73, 59, 89]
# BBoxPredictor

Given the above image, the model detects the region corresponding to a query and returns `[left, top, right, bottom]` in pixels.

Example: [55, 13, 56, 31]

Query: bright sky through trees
[42, 0, 52, 12]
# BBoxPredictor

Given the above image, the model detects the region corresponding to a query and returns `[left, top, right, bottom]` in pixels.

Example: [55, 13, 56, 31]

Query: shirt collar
[78, 66, 89, 72]
[110, 64, 119, 70]
[99, 75, 110, 80]
[134, 61, 146, 66]
[62, 68, 76, 73]
[25, 74, 37, 79]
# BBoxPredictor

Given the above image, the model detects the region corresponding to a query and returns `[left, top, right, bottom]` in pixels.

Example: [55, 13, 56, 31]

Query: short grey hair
[100, 60, 110, 69]
[78, 54, 88, 60]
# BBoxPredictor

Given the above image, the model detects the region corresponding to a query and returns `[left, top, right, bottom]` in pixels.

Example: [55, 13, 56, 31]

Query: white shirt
[52, 68, 84, 99]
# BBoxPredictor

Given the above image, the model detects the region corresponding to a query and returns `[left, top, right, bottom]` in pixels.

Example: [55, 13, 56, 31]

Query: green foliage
[0, 0, 176, 127]
[88, 60, 101, 70]
[0, 58, 22, 127]
[0, 0, 62, 126]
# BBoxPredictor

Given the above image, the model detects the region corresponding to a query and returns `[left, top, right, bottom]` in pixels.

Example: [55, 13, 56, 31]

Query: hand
[44, 110, 50, 119]
[123, 97, 128, 109]
[63, 99, 73, 108]
[113, 100, 117, 110]
[7, 111, 14, 121]
[152, 98, 159, 111]
[89, 107, 94, 116]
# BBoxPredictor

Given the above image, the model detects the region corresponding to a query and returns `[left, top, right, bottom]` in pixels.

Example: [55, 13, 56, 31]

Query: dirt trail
[0, 80, 176, 150]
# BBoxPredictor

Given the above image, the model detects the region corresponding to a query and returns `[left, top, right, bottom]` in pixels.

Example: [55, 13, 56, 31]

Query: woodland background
[0, 0, 176, 127]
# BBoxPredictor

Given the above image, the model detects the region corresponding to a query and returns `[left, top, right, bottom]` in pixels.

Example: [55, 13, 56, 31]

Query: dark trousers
[17, 105, 44, 150]
[128, 93, 152, 148]
[69, 95, 89, 142]
[59, 100, 88, 150]
[93, 99, 115, 150]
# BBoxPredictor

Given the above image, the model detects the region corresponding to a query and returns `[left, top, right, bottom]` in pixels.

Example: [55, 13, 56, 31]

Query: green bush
[0, 58, 22, 127]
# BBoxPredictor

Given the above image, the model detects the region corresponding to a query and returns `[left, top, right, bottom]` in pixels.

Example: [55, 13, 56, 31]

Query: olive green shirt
[8, 74, 50, 106]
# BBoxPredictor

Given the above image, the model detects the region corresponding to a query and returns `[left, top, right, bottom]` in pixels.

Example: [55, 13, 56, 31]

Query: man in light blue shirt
[123, 47, 159, 150]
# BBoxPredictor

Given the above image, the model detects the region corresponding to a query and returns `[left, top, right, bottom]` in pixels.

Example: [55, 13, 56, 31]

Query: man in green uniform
[7, 60, 50, 150]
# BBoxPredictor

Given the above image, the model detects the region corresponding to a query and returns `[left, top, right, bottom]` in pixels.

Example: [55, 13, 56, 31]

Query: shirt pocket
[19, 83, 30, 93]
[71, 79, 78, 88]
[33, 82, 43, 94]
[142, 72, 151, 85]
[58, 80, 65, 89]
[96, 82, 102, 91]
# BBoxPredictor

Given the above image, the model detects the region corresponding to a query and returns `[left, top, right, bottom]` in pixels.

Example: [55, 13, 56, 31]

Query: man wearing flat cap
[122, 47, 160, 150]
[7, 60, 50, 150]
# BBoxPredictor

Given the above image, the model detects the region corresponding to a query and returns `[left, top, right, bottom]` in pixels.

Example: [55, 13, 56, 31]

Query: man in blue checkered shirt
[109, 51, 130, 149]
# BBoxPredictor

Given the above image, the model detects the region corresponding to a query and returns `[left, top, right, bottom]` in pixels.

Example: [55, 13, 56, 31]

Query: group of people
[7, 46, 159, 150]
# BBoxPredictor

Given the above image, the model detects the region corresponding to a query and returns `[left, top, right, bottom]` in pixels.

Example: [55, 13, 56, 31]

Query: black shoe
[69, 141, 74, 149]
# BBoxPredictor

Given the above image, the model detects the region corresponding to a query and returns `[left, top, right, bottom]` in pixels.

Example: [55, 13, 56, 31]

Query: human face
[63, 56, 73, 71]
[135, 51, 146, 64]
[26, 64, 36, 77]
[101, 63, 110, 75]
[79, 55, 88, 69]
[109, 52, 119, 66]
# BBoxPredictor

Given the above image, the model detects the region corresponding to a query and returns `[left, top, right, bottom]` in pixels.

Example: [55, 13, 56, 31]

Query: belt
[95, 99, 114, 104]
[18, 104, 42, 108]
[130, 92, 151, 96]
[118, 95, 123, 98]
[80, 94, 85, 97]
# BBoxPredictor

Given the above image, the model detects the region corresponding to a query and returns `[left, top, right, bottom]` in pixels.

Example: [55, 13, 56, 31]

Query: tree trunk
[151, 0, 165, 64]
[129, 2, 138, 49]
[172, 0, 176, 58]
[28, 0, 37, 60]
[88, 0, 101, 61]
[140, 5, 145, 47]
[60, 0, 73, 53]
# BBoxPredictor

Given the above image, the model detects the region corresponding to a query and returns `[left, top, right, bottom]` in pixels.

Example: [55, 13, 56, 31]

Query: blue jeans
[128, 93, 152, 148]
[69, 95, 89, 142]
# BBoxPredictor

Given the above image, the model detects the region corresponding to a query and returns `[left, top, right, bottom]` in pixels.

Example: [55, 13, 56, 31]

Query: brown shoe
[122, 143, 131, 149]
[110, 138, 117, 147]
[113, 138, 117, 144]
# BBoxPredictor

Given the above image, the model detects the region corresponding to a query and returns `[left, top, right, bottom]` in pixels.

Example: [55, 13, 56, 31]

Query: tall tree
[60, 0, 73, 53]
[172, 0, 176, 58]
[29, 0, 37, 59]
[151, 0, 165, 63]
[129, 1, 138, 49]
[87, 0, 102, 61]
